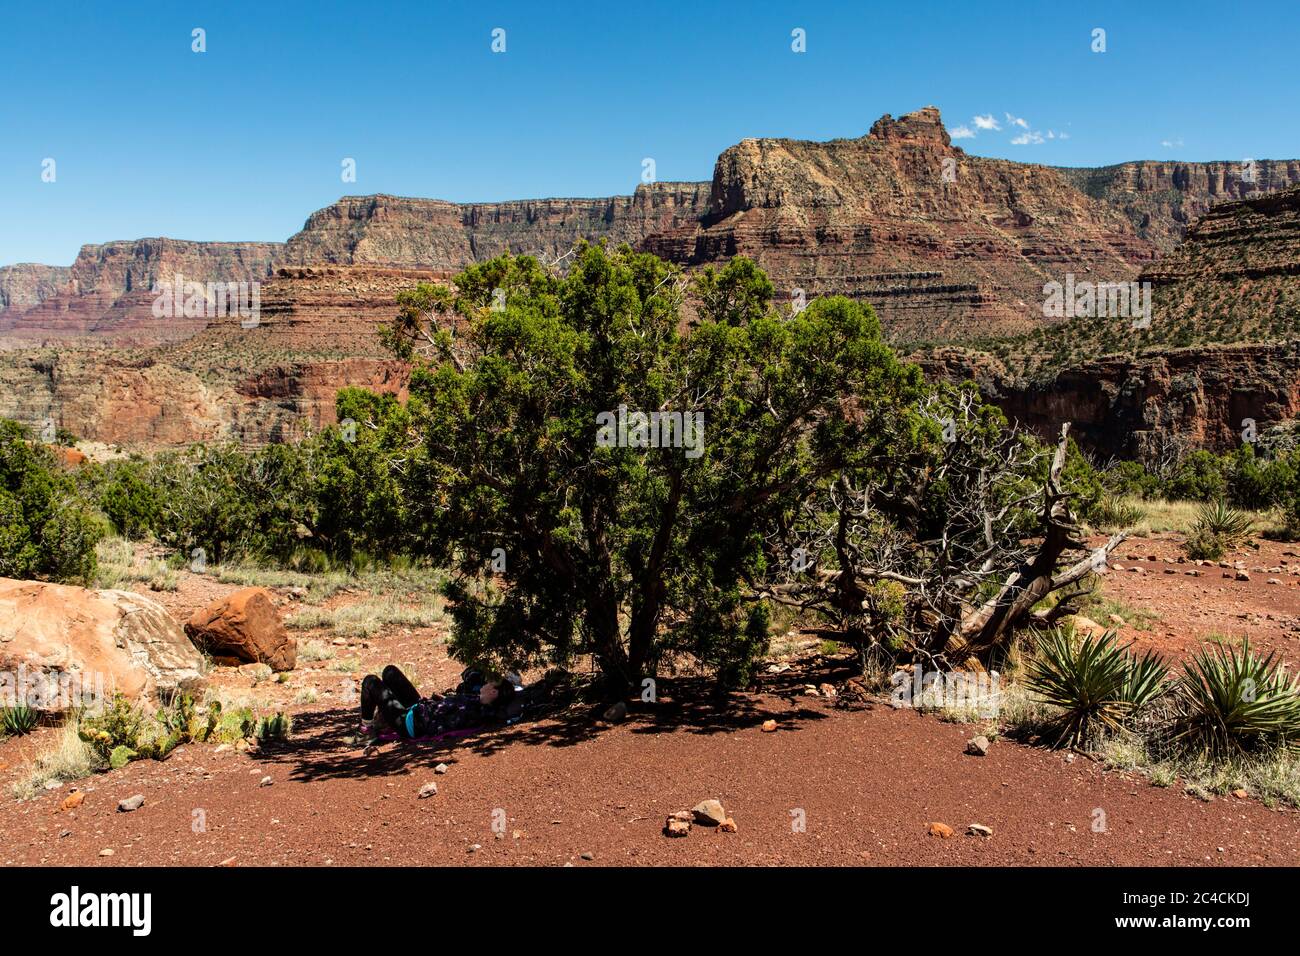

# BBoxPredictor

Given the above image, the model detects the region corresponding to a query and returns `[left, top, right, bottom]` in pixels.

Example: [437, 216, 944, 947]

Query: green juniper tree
[388, 245, 926, 692]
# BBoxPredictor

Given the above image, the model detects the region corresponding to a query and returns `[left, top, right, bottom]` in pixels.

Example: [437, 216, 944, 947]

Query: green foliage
[254, 712, 292, 742]
[81, 693, 227, 767]
[94, 459, 161, 539]
[1023, 628, 1169, 748]
[390, 244, 926, 690]
[1091, 495, 1144, 530]
[1166, 450, 1229, 502]
[102, 406, 414, 567]
[1172, 638, 1300, 758]
[1, 704, 39, 736]
[0, 419, 103, 584]
[1182, 500, 1254, 560]
[80, 693, 145, 759]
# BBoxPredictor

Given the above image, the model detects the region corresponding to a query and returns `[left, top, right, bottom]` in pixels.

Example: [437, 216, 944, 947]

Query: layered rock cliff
[0, 239, 282, 347]
[1056, 160, 1300, 253]
[2, 107, 1297, 452]
[921, 188, 1300, 457]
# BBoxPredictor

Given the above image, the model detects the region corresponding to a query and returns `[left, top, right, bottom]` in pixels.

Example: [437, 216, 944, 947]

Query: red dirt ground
[2, 535, 1299, 867]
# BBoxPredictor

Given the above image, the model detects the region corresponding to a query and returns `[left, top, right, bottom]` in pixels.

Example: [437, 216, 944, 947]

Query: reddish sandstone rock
[0, 579, 205, 709]
[185, 588, 296, 671]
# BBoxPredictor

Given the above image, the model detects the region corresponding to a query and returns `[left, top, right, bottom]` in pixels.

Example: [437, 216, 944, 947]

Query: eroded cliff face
[2, 107, 1297, 451]
[0, 239, 282, 347]
[0, 264, 71, 312]
[649, 107, 1159, 339]
[921, 342, 1300, 459]
[1057, 160, 1300, 253]
[282, 184, 711, 270]
[920, 189, 1300, 456]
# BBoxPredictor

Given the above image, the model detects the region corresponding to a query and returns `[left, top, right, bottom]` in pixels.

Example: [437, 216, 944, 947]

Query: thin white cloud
[950, 125, 976, 139]
[972, 114, 1000, 131]
[1005, 113, 1030, 129]
[1161, 138, 1184, 148]
[1011, 131, 1045, 146]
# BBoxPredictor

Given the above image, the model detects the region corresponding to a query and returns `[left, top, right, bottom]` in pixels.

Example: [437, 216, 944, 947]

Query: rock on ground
[0, 577, 205, 710]
[185, 587, 296, 671]
[692, 799, 728, 826]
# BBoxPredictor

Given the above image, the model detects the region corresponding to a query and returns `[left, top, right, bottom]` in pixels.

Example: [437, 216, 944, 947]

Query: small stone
[418, 782, 438, 799]
[99, 848, 115, 857]
[43, 779, 63, 791]
[59, 792, 85, 812]
[59, 829, 72, 838]
[258, 775, 273, 787]
[761, 719, 778, 732]
[434, 763, 449, 774]
[664, 817, 691, 838]
[602, 701, 628, 723]
[1233, 788, 1249, 799]
[967, 823, 993, 837]
[965, 735, 990, 757]
[1236, 571, 1251, 582]
[691, 799, 728, 826]
[720, 817, 738, 833]
[928, 822, 954, 839]
[467, 843, 481, 853]
[218, 856, 237, 867]
[117, 794, 144, 813]
[1107, 614, 1126, 627]
[580, 851, 595, 861]
[1268, 578, 1282, 585]
[818, 683, 837, 698]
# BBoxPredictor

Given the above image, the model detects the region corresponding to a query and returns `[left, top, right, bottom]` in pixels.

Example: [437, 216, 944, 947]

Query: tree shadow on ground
[257, 655, 866, 784]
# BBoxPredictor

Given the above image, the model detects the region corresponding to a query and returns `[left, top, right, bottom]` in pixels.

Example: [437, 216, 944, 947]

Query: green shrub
[254, 712, 292, 742]
[1, 704, 39, 736]
[1171, 638, 1300, 758]
[1182, 500, 1254, 560]
[95, 459, 162, 539]
[1023, 628, 1169, 748]
[1091, 495, 1144, 530]
[0, 419, 104, 584]
[1166, 450, 1228, 502]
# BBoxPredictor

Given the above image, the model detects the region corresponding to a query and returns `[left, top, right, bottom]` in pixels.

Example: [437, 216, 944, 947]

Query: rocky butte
[0, 107, 1296, 452]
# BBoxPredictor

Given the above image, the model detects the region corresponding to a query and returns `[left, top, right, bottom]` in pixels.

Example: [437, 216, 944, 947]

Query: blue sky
[2, 0, 1296, 265]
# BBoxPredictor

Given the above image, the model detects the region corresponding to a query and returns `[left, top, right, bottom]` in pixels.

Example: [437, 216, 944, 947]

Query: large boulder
[0, 578, 206, 711]
[185, 587, 296, 671]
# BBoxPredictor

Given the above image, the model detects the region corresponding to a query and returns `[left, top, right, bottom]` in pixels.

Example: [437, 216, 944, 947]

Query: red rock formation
[2, 107, 1297, 451]
[0, 238, 281, 347]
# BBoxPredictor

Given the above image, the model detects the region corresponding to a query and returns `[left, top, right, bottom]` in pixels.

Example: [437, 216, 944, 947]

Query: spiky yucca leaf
[1023, 628, 1170, 749]
[1, 704, 39, 736]
[1172, 637, 1300, 758]
[1193, 500, 1254, 548]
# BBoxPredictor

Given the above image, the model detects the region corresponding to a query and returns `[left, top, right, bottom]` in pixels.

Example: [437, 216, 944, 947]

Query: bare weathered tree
[759, 391, 1125, 670]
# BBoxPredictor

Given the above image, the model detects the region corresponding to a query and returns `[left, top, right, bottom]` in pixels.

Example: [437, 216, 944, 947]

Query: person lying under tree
[360, 665, 518, 744]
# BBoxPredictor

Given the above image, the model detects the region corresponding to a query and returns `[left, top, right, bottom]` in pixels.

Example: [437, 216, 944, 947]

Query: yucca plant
[1171, 637, 1300, 758]
[1185, 500, 1254, 554]
[1, 704, 40, 736]
[1023, 628, 1170, 748]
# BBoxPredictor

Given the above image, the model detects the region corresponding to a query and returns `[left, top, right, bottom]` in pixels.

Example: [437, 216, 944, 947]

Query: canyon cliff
[1, 107, 1296, 452]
